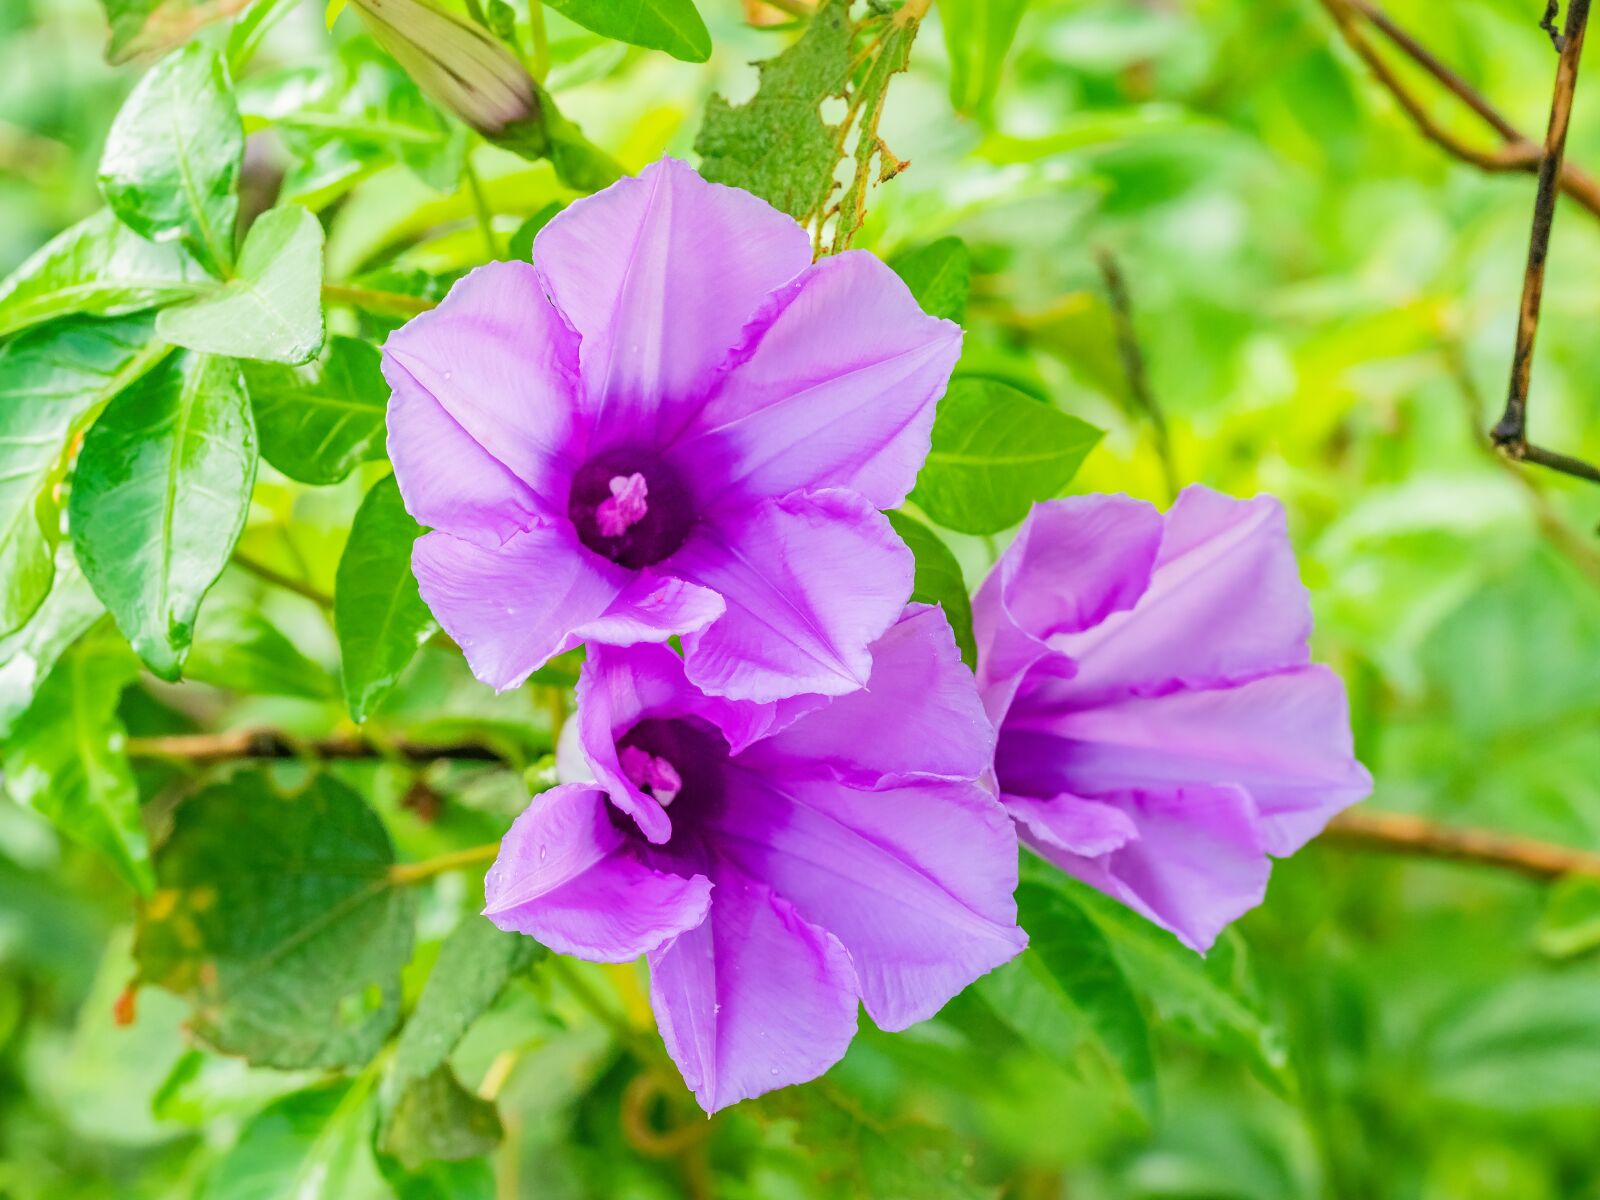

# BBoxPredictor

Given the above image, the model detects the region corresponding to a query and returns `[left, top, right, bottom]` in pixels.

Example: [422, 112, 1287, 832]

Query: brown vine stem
[1492, 0, 1600, 486]
[1095, 247, 1178, 502]
[1323, 809, 1600, 880]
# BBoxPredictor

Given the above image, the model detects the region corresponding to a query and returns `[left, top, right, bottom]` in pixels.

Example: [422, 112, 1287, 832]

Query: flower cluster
[384, 158, 1370, 1112]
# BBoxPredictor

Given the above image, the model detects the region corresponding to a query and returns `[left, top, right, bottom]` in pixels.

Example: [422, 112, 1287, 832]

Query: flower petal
[533, 158, 812, 449]
[671, 251, 962, 509]
[710, 772, 1025, 1031]
[1050, 487, 1314, 705]
[1018, 784, 1270, 953]
[483, 783, 710, 961]
[412, 525, 626, 692]
[648, 859, 858, 1113]
[675, 490, 913, 702]
[384, 261, 583, 523]
[571, 573, 725, 646]
[1004, 791, 1138, 858]
[745, 604, 994, 786]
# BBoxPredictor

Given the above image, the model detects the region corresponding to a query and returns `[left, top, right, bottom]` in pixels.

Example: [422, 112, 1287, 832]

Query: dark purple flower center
[568, 451, 693, 568]
[613, 716, 729, 843]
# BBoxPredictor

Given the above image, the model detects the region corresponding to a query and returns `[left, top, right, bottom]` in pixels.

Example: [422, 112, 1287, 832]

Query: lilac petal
[675, 490, 913, 703]
[384, 353, 545, 545]
[710, 772, 1025, 1031]
[670, 251, 963, 510]
[483, 783, 710, 961]
[1013, 667, 1371, 857]
[571, 573, 724, 646]
[745, 604, 994, 786]
[533, 158, 812, 449]
[412, 525, 626, 692]
[1004, 792, 1138, 858]
[384, 262, 583, 527]
[648, 860, 858, 1113]
[1020, 785, 1270, 953]
[1050, 488, 1314, 705]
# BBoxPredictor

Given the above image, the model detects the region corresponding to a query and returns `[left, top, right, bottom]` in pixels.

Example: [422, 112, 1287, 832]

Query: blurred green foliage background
[2, 0, 1599, 1197]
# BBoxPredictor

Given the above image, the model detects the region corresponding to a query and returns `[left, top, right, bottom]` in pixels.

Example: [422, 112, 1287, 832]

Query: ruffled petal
[670, 252, 962, 510]
[1018, 785, 1270, 953]
[571, 573, 724, 646]
[648, 859, 858, 1113]
[1004, 792, 1138, 858]
[483, 783, 710, 961]
[1049, 487, 1314, 705]
[744, 604, 994, 786]
[533, 158, 812, 450]
[412, 526, 626, 692]
[384, 261, 583, 526]
[709, 771, 1025, 1031]
[674, 490, 913, 703]
[1010, 666, 1370, 857]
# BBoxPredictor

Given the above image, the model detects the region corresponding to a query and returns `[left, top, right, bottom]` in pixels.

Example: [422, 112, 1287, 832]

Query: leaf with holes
[134, 770, 415, 1069]
[68, 352, 258, 681]
[157, 205, 326, 365]
[244, 335, 388, 485]
[910, 377, 1103, 534]
[99, 43, 243, 276]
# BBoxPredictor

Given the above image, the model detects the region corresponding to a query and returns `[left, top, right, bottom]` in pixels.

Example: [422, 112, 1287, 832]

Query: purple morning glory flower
[974, 487, 1372, 952]
[383, 157, 962, 702]
[482, 606, 1026, 1112]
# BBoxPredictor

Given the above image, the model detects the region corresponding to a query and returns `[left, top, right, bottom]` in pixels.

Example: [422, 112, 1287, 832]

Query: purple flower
[974, 487, 1371, 952]
[483, 606, 1026, 1112]
[383, 157, 962, 702]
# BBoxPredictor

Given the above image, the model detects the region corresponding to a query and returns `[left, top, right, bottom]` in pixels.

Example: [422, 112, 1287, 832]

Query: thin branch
[463, 155, 503, 260]
[125, 729, 502, 764]
[232, 551, 334, 609]
[389, 842, 499, 884]
[1324, 809, 1600, 880]
[1095, 247, 1179, 502]
[1492, 0, 1600, 486]
[1318, 0, 1600, 217]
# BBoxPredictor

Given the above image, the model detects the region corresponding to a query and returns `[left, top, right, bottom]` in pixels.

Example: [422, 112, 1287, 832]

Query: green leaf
[68, 352, 258, 682]
[244, 335, 387, 485]
[199, 1079, 389, 1200]
[99, 0, 259, 64]
[0, 545, 104, 741]
[0, 209, 210, 339]
[829, 13, 918, 253]
[885, 510, 975, 667]
[134, 770, 415, 1069]
[0, 315, 170, 638]
[157, 205, 326, 365]
[336, 475, 438, 723]
[385, 916, 541, 1110]
[379, 1065, 501, 1170]
[1011, 880, 1157, 1116]
[1, 631, 151, 894]
[541, 0, 710, 63]
[507, 201, 562, 262]
[695, 0, 853, 221]
[940, 0, 1031, 116]
[909, 377, 1103, 534]
[1537, 876, 1600, 959]
[890, 237, 972, 324]
[98, 43, 243, 276]
[377, 1157, 494, 1200]
[185, 605, 337, 699]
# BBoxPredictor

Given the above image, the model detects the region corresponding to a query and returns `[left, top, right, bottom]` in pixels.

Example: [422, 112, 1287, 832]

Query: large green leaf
[336, 475, 438, 722]
[99, 0, 259, 64]
[68, 352, 258, 682]
[0, 316, 169, 638]
[0, 209, 210, 338]
[1, 632, 150, 894]
[940, 0, 1031, 116]
[541, 0, 710, 63]
[695, 0, 853, 221]
[98, 43, 243, 276]
[157, 205, 326, 365]
[890, 237, 972, 325]
[134, 770, 415, 1069]
[910, 377, 1103, 534]
[0, 545, 104, 740]
[243, 335, 387, 485]
[185, 604, 337, 699]
[885, 510, 975, 666]
[379, 1065, 501, 1170]
[199, 1079, 389, 1200]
